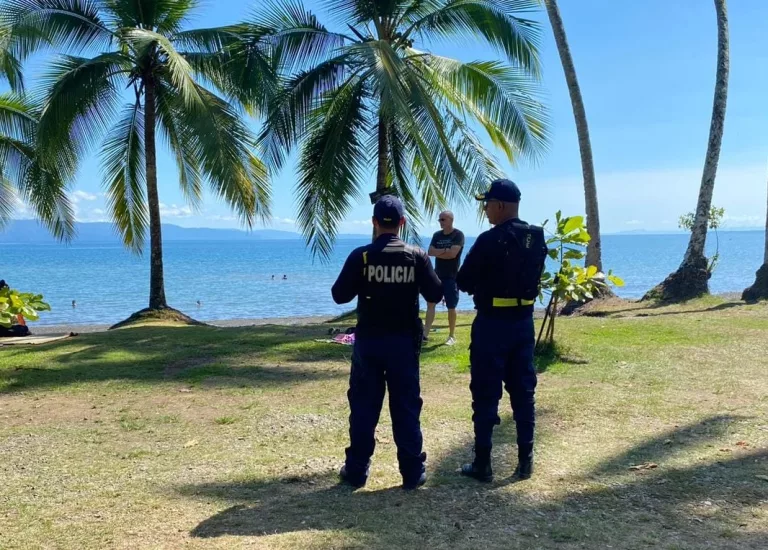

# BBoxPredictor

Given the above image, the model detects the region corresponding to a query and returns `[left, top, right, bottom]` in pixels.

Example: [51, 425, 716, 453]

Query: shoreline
[28, 314, 341, 335]
[23, 292, 746, 335]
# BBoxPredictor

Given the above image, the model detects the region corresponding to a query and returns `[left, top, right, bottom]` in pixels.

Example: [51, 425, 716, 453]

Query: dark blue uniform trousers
[469, 313, 537, 459]
[345, 333, 425, 482]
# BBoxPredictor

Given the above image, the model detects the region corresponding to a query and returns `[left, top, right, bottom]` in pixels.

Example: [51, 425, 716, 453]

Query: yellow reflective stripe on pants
[492, 298, 535, 307]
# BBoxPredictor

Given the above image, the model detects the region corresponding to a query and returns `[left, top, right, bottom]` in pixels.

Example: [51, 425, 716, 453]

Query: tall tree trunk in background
[645, 0, 729, 302]
[376, 111, 389, 193]
[372, 110, 390, 241]
[742, 169, 768, 301]
[144, 77, 168, 310]
[544, 0, 603, 273]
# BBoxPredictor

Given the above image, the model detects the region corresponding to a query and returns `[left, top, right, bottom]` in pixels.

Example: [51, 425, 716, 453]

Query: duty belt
[492, 298, 535, 307]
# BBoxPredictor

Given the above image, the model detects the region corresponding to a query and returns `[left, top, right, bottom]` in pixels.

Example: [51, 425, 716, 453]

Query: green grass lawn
[1, 297, 767, 549]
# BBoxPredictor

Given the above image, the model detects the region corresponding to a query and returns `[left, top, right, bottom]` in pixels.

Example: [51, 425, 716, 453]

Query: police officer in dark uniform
[332, 196, 443, 490]
[456, 179, 548, 482]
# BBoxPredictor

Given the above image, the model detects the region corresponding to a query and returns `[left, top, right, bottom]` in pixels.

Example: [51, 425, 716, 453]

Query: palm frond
[154, 79, 203, 210]
[0, 91, 37, 141]
[103, 0, 195, 31]
[0, 174, 15, 227]
[253, 0, 347, 72]
[1, 0, 114, 58]
[400, 0, 542, 75]
[23, 157, 75, 239]
[258, 50, 355, 172]
[443, 109, 504, 193]
[36, 52, 127, 174]
[124, 28, 205, 109]
[0, 28, 25, 91]
[172, 25, 244, 53]
[383, 117, 423, 245]
[296, 75, 369, 259]
[100, 100, 147, 252]
[156, 0, 200, 34]
[0, 92, 73, 240]
[328, 0, 412, 26]
[413, 53, 549, 162]
[156, 78, 270, 227]
[404, 64, 469, 204]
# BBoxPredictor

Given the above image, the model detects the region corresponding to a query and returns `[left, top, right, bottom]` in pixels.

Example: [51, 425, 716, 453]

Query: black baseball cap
[475, 179, 521, 203]
[374, 195, 405, 224]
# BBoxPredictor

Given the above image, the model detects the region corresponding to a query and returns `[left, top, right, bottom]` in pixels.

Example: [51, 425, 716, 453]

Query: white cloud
[74, 206, 109, 223]
[71, 190, 98, 203]
[625, 220, 643, 226]
[208, 214, 237, 222]
[159, 203, 192, 218]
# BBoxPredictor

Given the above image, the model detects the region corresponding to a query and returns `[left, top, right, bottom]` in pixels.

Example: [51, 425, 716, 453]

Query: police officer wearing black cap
[332, 195, 443, 490]
[456, 179, 548, 482]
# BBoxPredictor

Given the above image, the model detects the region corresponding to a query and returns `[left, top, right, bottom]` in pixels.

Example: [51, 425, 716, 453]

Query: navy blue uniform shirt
[332, 234, 443, 335]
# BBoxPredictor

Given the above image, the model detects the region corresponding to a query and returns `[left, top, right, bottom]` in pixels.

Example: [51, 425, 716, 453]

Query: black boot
[339, 462, 370, 488]
[514, 451, 534, 481]
[402, 471, 427, 491]
[460, 446, 493, 482]
[401, 452, 427, 490]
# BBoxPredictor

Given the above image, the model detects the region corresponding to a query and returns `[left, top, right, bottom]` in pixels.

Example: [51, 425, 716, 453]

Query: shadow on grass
[534, 341, 588, 374]
[183, 415, 768, 548]
[0, 323, 350, 393]
[584, 300, 745, 319]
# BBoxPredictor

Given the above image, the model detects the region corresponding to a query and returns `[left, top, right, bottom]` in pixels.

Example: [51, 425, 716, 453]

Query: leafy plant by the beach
[679, 205, 725, 274]
[537, 211, 624, 346]
[0, 286, 50, 328]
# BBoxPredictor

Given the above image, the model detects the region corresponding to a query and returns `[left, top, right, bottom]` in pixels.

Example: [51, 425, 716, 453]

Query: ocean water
[1, 231, 764, 326]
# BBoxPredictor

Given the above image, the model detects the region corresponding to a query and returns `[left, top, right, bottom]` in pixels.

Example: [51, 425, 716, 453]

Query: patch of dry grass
[1, 297, 767, 549]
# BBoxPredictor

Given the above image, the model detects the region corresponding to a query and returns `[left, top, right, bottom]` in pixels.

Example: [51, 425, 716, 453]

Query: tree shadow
[584, 301, 745, 319]
[0, 323, 348, 393]
[182, 414, 768, 548]
[533, 342, 588, 374]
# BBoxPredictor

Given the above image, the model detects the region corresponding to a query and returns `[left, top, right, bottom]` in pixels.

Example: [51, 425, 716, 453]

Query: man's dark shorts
[441, 277, 459, 309]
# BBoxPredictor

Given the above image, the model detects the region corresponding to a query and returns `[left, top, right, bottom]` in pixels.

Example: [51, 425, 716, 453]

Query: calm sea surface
[2, 231, 764, 326]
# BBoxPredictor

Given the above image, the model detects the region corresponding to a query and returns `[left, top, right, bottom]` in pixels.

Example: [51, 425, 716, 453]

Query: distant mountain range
[1, 219, 762, 245]
[0, 219, 368, 244]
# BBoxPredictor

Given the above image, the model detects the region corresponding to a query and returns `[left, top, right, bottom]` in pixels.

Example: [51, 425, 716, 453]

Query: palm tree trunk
[742, 167, 768, 301]
[144, 77, 168, 310]
[376, 111, 389, 192]
[372, 110, 389, 241]
[544, 0, 603, 273]
[763, 179, 768, 265]
[645, 0, 729, 302]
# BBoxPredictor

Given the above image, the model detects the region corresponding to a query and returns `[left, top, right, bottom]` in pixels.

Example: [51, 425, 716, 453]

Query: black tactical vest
[475, 220, 548, 312]
[356, 239, 422, 334]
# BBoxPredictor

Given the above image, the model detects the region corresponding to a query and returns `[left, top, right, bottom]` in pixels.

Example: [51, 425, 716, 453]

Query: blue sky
[13, 0, 768, 236]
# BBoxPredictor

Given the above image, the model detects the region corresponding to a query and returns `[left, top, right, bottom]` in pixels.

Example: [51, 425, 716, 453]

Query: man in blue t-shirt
[423, 211, 465, 346]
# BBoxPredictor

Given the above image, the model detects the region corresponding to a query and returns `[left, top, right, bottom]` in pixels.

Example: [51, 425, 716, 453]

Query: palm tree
[646, 0, 729, 302]
[543, 0, 602, 273]
[0, 23, 73, 236]
[1, 0, 272, 314]
[248, 0, 549, 256]
[742, 173, 768, 301]
[0, 93, 74, 238]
